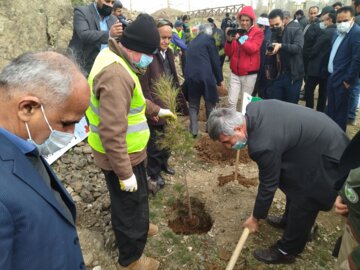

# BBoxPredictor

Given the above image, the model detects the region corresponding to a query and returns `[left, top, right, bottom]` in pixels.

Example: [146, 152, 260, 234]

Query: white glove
[158, 108, 176, 119]
[119, 174, 138, 192]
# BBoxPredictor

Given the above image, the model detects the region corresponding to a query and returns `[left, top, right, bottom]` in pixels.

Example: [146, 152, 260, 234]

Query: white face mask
[25, 105, 74, 156]
[319, 22, 326, 30]
[337, 21, 352, 34]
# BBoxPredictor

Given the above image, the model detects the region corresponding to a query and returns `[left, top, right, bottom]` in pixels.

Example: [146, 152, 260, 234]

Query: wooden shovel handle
[225, 227, 250, 270]
[234, 150, 240, 181]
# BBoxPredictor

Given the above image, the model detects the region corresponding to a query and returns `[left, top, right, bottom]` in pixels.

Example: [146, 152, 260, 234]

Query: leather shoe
[147, 180, 160, 195]
[253, 245, 295, 264]
[266, 215, 287, 229]
[161, 166, 175, 175]
[148, 223, 158, 237]
[117, 254, 160, 270]
[155, 175, 165, 187]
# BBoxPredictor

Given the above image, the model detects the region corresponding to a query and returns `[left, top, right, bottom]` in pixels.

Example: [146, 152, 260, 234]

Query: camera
[118, 16, 129, 29]
[266, 42, 275, 52]
[227, 28, 247, 37]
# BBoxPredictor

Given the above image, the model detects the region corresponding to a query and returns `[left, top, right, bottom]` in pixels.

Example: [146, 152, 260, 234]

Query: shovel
[225, 227, 250, 270]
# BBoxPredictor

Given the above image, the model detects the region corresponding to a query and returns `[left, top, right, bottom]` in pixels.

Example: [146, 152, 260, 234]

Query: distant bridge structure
[188, 4, 245, 18]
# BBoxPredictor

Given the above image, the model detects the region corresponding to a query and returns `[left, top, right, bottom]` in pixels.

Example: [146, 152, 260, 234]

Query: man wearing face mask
[86, 13, 176, 270]
[327, 6, 360, 131]
[207, 100, 349, 264]
[305, 7, 336, 112]
[68, 0, 123, 75]
[266, 9, 304, 104]
[0, 51, 90, 269]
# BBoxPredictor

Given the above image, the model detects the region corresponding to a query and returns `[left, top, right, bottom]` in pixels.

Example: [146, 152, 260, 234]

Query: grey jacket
[68, 3, 117, 75]
[246, 100, 349, 219]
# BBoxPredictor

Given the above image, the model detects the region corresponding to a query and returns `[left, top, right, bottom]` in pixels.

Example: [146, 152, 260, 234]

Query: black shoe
[162, 166, 175, 175]
[154, 175, 165, 188]
[253, 246, 295, 264]
[266, 215, 287, 229]
[147, 179, 160, 195]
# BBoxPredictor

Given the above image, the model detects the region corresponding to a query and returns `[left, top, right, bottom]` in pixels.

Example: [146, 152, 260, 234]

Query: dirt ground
[70, 132, 348, 270]
[62, 58, 360, 270]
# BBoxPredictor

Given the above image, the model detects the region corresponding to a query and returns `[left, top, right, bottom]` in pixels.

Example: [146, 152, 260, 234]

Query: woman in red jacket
[224, 6, 264, 111]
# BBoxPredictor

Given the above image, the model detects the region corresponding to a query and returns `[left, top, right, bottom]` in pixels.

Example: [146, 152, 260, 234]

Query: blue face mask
[25, 105, 74, 156]
[133, 54, 153, 69]
[232, 138, 248, 150]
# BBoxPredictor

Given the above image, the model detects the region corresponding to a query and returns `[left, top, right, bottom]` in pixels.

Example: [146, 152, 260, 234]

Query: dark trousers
[188, 95, 216, 136]
[348, 79, 360, 120]
[326, 82, 351, 131]
[277, 198, 319, 255]
[146, 125, 170, 178]
[267, 73, 302, 104]
[180, 51, 186, 76]
[102, 162, 149, 267]
[305, 76, 328, 112]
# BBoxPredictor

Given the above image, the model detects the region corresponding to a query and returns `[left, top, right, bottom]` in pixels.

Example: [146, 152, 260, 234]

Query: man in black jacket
[68, 0, 122, 75]
[266, 9, 304, 104]
[302, 6, 321, 99]
[207, 100, 349, 264]
[305, 8, 337, 112]
[354, 0, 360, 24]
[294, 9, 308, 30]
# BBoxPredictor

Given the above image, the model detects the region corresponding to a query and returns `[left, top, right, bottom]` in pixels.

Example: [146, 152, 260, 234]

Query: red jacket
[224, 6, 264, 76]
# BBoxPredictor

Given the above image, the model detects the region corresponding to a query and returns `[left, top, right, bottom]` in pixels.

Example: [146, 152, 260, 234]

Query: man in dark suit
[140, 19, 188, 192]
[184, 23, 224, 138]
[207, 100, 349, 264]
[0, 51, 90, 269]
[327, 6, 360, 131]
[68, 0, 122, 75]
[305, 8, 337, 112]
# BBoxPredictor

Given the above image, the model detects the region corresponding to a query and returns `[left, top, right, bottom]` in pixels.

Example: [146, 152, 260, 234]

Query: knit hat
[120, 13, 159, 54]
[174, 20, 183, 28]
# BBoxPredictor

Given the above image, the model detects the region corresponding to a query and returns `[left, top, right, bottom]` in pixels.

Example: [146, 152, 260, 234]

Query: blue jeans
[267, 73, 302, 104]
[347, 78, 360, 120]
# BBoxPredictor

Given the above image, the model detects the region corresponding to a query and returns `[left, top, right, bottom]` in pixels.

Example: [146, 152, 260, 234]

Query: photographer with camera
[112, 1, 130, 29]
[224, 6, 264, 111]
[265, 9, 304, 104]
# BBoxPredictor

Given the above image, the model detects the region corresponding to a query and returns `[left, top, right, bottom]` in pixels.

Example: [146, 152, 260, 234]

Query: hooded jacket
[224, 6, 264, 76]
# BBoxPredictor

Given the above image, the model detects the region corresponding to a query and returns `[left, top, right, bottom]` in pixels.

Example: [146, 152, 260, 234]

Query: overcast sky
[120, 0, 253, 14]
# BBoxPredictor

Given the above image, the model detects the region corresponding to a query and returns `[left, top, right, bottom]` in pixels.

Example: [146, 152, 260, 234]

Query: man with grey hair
[0, 51, 90, 269]
[283, 10, 300, 27]
[207, 99, 349, 264]
[184, 23, 223, 137]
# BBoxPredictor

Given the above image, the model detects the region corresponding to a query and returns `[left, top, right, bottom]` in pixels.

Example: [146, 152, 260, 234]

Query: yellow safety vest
[86, 48, 150, 154]
[170, 29, 183, 52]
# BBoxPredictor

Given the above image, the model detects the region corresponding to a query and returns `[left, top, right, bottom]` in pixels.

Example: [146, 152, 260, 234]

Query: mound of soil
[218, 172, 258, 187]
[168, 197, 213, 235]
[195, 135, 252, 165]
[151, 8, 183, 19]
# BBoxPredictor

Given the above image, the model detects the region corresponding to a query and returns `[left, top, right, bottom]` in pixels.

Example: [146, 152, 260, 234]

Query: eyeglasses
[157, 19, 173, 28]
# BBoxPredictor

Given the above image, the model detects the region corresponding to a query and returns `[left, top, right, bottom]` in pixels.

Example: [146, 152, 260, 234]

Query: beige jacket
[91, 38, 160, 180]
